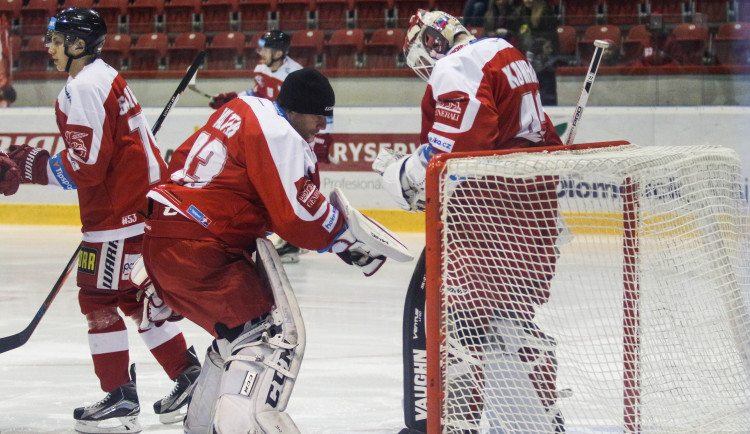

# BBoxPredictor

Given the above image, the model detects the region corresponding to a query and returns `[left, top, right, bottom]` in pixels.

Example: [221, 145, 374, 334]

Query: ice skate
[275, 239, 305, 263]
[154, 346, 202, 424]
[74, 364, 141, 434]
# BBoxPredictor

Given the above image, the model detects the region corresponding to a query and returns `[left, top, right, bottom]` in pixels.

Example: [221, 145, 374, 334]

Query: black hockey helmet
[258, 30, 291, 54]
[46, 8, 107, 58]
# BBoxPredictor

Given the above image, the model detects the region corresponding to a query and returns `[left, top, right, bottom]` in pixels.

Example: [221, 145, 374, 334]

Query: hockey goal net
[424, 141, 750, 433]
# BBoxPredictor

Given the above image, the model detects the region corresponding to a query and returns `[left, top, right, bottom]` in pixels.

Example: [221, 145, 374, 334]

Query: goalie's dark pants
[142, 206, 275, 338]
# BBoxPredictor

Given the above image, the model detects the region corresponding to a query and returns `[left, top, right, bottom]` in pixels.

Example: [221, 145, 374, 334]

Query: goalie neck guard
[403, 9, 473, 81]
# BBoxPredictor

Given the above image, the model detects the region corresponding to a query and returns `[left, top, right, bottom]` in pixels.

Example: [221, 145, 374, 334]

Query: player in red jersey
[1, 8, 199, 433]
[373, 9, 565, 433]
[209, 30, 331, 264]
[142, 68, 412, 433]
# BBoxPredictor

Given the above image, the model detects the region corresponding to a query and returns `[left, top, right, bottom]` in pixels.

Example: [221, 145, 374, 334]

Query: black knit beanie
[277, 68, 335, 117]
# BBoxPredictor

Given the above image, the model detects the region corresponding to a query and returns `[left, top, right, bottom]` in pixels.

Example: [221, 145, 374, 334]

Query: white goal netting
[427, 143, 750, 433]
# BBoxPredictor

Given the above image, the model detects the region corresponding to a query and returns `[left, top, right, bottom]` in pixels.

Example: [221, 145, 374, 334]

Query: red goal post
[424, 141, 750, 433]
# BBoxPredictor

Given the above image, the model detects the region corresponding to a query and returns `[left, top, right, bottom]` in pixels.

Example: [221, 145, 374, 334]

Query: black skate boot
[275, 240, 302, 263]
[74, 364, 140, 434]
[154, 345, 202, 424]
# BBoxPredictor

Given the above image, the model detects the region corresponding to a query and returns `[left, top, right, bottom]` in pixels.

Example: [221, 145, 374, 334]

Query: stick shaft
[564, 40, 609, 145]
[151, 50, 206, 135]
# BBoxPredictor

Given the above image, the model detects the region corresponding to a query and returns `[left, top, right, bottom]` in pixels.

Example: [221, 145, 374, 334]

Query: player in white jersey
[1, 8, 200, 433]
[374, 9, 565, 433]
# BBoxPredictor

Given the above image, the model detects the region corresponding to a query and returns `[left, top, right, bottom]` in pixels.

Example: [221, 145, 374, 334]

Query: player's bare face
[47, 33, 69, 72]
[257, 47, 281, 69]
[288, 112, 327, 143]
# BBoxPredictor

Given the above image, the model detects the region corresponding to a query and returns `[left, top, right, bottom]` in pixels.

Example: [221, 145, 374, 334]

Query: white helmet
[403, 9, 473, 81]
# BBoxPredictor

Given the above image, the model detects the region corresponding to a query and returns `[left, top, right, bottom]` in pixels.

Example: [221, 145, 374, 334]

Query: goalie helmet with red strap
[403, 9, 473, 81]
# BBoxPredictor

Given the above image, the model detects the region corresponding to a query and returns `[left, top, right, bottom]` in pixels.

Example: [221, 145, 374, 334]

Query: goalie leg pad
[185, 340, 225, 434]
[210, 318, 301, 434]
[480, 316, 563, 432]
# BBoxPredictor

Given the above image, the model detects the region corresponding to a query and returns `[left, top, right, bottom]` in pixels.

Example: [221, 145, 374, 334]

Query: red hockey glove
[209, 92, 238, 109]
[8, 145, 50, 185]
[0, 151, 21, 196]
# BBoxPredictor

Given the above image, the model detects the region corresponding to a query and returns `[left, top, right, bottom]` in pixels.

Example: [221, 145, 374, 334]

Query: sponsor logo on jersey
[78, 246, 98, 275]
[49, 153, 77, 190]
[434, 91, 469, 129]
[427, 132, 455, 153]
[323, 207, 338, 232]
[63, 128, 92, 161]
[412, 349, 428, 421]
[187, 205, 212, 228]
[265, 349, 293, 407]
[122, 254, 139, 281]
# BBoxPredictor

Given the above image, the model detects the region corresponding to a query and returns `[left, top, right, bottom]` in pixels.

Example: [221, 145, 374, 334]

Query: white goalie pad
[328, 187, 414, 263]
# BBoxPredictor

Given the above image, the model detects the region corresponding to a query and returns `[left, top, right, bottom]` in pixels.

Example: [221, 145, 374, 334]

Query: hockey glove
[209, 91, 238, 110]
[8, 144, 49, 185]
[0, 151, 21, 196]
[326, 188, 414, 276]
[130, 256, 182, 331]
[373, 146, 428, 212]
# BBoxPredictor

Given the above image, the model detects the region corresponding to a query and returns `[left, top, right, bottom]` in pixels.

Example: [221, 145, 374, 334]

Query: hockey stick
[151, 50, 206, 135]
[0, 247, 79, 354]
[0, 57, 205, 354]
[188, 84, 212, 100]
[563, 39, 609, 145]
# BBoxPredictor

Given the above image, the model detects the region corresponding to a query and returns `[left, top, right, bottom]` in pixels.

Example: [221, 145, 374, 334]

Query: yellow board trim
[0, 204, 81, 226]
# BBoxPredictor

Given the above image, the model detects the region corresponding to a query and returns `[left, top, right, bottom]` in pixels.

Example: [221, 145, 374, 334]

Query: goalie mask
[403, 9, 473, 81]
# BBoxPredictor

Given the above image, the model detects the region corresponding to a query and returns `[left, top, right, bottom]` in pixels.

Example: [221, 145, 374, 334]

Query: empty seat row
[9, 27, 407, 72]
[555, 0, 746, 27]
[557, 21, 750, 65]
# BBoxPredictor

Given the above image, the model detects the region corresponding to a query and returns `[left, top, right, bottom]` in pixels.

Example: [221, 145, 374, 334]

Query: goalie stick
[563, 39, 609, 145]
[0, 56, 204, 354]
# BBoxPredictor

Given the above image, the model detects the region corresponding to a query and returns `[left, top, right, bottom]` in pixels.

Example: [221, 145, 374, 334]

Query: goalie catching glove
[372, 145, 435, 212]
[129, 256, 183, 331]
[324, 187, 414, 276]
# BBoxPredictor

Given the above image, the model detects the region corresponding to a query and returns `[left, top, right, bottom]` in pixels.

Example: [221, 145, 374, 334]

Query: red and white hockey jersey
[49, 59, 166, 242]
[421, 37, 562, 153]
[148, 96, 345, 250]
[241, 57, 303, 101]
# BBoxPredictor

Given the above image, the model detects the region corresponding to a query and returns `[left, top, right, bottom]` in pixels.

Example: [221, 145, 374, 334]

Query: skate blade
[158, 408, 186, 424]
[74, 416, 142, 433]
[279, 254, 300, 264]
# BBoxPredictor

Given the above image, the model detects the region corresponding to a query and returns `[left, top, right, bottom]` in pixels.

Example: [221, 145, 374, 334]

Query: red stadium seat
[0, 0, 22, 30]
[467, 26, 485, 38]
[563, 0, 602, 26]
[315, 0, 354, 30]
[164, 0, 202, 33]
[392, 0, 434, 28]
[93, 0, 129, 34]
[352, 0, 394, 29]
[19, 34, 51, 72]
[202, 0, 240, 32]
[276, 0, 315, 30]
[324, 28, 364, 69]
[646, 0, 690, 23]
[100, 33, 132, 70]
[127, 0, 166, 34]
[237, 0, 278, 31]
[578, 24, 621, 64]
[621, 23, 651, 63]
[288, 29, 324, 67]
[364, 27, 405, 68]
[668, 22, 708, 64]
[130, 32, 169, 71]
[712, 21, 750, 65]
[207, 31, 245, 69]
[604, 0, 646, 25]
[168, 31, 206, 70]
[557, 25, 577, 56]
[59, 0, 95, 11]
[20, 0, 58, 37]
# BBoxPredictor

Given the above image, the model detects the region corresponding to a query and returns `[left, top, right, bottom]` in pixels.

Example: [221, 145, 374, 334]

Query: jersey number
[172, 131, 228, 188]
[520, 91, 545, 134]
[128, 113, 163, 185]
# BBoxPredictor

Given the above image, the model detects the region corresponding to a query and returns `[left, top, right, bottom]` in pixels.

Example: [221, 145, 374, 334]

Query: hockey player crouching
[140, 68, 413, 433]
[374, 9, 566, 433]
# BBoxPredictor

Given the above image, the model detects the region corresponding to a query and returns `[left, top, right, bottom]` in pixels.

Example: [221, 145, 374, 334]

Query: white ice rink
[0, 225, 425, 433]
